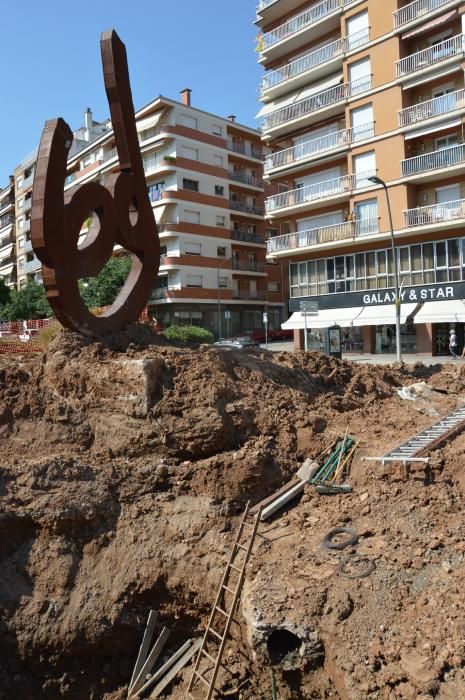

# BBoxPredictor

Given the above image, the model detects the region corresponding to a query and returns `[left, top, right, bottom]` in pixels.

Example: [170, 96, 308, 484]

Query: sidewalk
[260, 341, 459, 366]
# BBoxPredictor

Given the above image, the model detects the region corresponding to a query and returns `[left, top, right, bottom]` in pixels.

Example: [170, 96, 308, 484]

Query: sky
[0, 0, 263, 184]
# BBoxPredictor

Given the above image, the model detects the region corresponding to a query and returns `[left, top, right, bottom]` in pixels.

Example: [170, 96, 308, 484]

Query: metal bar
[149, 638, 202, 699]
[130, 627, 170, 696]
[128, 610, 158, 696]
[133, 639, 193, 697]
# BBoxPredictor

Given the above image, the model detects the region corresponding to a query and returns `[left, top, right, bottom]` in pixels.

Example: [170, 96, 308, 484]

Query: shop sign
[362, 285, 456, 305]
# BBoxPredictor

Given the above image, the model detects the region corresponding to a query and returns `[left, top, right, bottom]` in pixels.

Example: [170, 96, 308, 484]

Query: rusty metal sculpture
[31, 30, 160, 335]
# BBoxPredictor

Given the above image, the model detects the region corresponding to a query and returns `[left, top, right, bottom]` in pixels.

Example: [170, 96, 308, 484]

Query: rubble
[0, 326, 464, 699]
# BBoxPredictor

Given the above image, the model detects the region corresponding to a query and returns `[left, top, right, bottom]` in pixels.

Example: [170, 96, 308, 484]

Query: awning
[136, 110, 164, 132]
[0, 263, 14, 275]
[0, 225, 12, 237]
[0, 243, 13, 261]
[282, 307, 364, 330]
[402, 10, 457, 39]
[414, 300, 465, 324]
[352, 303, 418, 327]
[255, 73, 343, 118]
[405, 118, 463, 140]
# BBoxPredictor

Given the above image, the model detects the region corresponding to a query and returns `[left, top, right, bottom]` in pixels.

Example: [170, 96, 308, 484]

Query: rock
[360, 492, 369, 502]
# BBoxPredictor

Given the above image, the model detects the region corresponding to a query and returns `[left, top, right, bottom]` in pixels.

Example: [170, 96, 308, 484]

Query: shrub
[163, 324, 214, 345]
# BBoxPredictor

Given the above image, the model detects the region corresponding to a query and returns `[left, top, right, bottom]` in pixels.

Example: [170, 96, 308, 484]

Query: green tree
[79, 255, 132, 308]
[0, 279, 10, 309]
[2, 281, 51, 321]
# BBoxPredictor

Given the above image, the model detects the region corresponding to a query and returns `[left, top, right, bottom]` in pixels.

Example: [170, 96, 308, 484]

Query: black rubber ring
[322, 527, 358, 551]
[338, 553, 376, 579]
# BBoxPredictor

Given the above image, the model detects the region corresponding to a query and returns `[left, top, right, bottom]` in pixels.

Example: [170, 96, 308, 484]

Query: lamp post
[217, 268, 222, 341]
[368, 175, 401, 363]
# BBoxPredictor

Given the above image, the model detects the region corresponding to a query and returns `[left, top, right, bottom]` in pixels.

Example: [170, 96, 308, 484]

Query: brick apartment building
[0, 178, 15, 289]
[257, 0, 465, 355]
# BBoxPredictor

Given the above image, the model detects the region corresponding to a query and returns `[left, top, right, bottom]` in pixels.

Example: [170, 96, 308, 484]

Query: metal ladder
[187, 502, 262, 700]
[364, 403, 465, 465]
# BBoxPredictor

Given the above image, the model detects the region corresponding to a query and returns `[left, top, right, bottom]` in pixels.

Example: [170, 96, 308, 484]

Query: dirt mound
[0, 327, 464, 699]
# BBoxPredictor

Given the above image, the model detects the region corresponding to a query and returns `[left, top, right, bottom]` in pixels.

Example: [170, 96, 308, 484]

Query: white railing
[264, 122, 374, 172]
[262, 0, 343, 50]
[399, 88, 465, 126]
[261, 37, 344, 93]
[265, 169, 375, 213]
[394, 0, 456, 29]
[404, 198, 465, 227]
[396, 34, 464, 78]
[346, 27, 370, 51]
[401, 143, 465, 176]
[267, 218, 378, 253]
[257, 0, 279, 9]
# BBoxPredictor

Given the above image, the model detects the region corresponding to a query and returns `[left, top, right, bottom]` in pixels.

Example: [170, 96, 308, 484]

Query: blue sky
[0, 0, 262, 184]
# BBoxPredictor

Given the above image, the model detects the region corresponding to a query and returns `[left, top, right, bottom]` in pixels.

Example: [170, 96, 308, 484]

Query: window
[19, 277, 26, 288]
[16, 177, 23, 189]
[17, 237, 24, 249]
[216, 215, 226, 227]
[247, 224, 257, 234]
[349, 57, 371, 95]
[17, 217, 24, 229]
[184, 209, 200, 224]
[18, 256, 25, 269]
[217, 246, 227, 257]
[436, 135, 458, 150]
[218, 276, 228, 288]
[215, 185, 224, 196]
[148, 181, 165, 201]
[346, 10, 369, 50]
[17, 198, 23, 209]
[160, 245, 167, 257]
[213, 154, 224, 167]
[268, 281, 279, 293]
[144, 153, 158, 173]
[181, 145, 198, 160]
[354, 199, 378, 235]
[186, 274, 202, 287]
[350, 104, 374, 142]
[212, 124, 222, 136]
[185, 242, 201, 255]
[180, 114, 197, 129]
[183, 178, 199, 192]
[353, 151, 376, 187]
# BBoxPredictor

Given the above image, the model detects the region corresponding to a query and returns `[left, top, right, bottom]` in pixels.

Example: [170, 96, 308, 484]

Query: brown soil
[0, 325, 464, 699]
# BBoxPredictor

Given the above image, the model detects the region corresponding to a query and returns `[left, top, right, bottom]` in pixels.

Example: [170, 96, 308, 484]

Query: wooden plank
[128, 610, 158, 695]
[132, 639, 193, 698]
[249, 478, 300, 516]
[130, 627, 170, 696]
[260, 480, 305, 521]
[149, 638, 202, 698]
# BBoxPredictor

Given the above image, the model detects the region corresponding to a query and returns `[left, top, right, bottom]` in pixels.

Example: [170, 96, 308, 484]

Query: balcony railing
[264, 122, 374, 172]
[24, 257, 41, 273]
[262, 76, 371, 131]
[261, 0, 343, 50]
[396, 34, 464, 78]
[0, 214, 14, 229]
[399, 88, 465, 126]
[404, 198, 465, 227]
[230, 200, 264, 216]
[24, 238, 33, 252]
[232, 260, 265, 272]
[257, 0, 278, 9]
[227, 141, 263, 159]
[22, 219, 31, 234]
[23, 198, 32, 212]
[261, 37, 344, 94]
[394, 0, 456, 29]
[151, 285, 180, 300]
[231, 229, 263, 244]
[233, 290, 266, 301]
[265, 170, 375, 214]
[228, 171, 263, 187]
[267, 218, 378, 253]
[22, 173, 34, 190]
[401, 143, 465, 177]
[103, 147, 118, 162]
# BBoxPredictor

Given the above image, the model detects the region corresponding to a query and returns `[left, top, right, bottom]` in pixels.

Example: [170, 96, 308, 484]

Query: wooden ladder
[186, 502, 262, 700]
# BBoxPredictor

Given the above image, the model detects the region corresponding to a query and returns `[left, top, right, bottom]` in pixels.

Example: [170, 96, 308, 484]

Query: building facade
[258, 0, 465, 355]
[63, 91, 285, 337]
[0, 178, 15, 289]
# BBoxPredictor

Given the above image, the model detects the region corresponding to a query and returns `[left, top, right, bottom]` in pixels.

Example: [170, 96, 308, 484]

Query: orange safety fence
[0, 342, 45, 354]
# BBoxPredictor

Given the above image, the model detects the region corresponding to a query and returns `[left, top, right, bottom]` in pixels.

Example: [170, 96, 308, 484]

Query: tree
[0, 279, 10, 309]
[79, 255, 132, 309]
[2, 281, 51, 321]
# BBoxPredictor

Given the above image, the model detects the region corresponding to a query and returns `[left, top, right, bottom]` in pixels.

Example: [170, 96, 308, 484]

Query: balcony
[227, 141, 263, 160]
[404, 198, 465, 227]
[22, 173, 34, 190]
[232, 260, 265, 273]
[261, 37, 345, 99]
[399, 88, 465, 127]
[0, 214, 14, 229]
[401, 143, 465, 177]
[232, 290, 266, 301]
[103, 147, 118, 162]
[262, 76, 371, 136]
[24, 238, 33, 252]
[265, 170, 376, 216]
[228, 171, 263, 188]
[229, 200, 264, 216]
[230, 229, 264, 244]
[396, 34, 464, 79]
[393, 0, 460, 30]
[264, 122, 374, 174]
[259, 0, 345, 61]
[23, 257, 42, 273]
[267, 218, 379, 255]
[23, 198, 32, 212]
[151, 285, 180, 300]
[22, 219, 31, 234]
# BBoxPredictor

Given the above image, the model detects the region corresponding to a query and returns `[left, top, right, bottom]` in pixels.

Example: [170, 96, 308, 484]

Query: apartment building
[14, 109, 109, 289]
[0, 177, 15, 289]
[258, 0, 465, 355]
[63, 90, 285, 337]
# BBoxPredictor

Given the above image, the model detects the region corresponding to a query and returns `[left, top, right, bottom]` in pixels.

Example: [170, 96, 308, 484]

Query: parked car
[243, 329, 267, 343]
[214, 336, 259, 350]
[268, 328, 293, 341]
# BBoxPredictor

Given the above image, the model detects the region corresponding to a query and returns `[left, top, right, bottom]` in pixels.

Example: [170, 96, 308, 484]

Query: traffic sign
[300, 300, 318, 315]
[263, 312, 268, 324]
[224, 310, 231, 319]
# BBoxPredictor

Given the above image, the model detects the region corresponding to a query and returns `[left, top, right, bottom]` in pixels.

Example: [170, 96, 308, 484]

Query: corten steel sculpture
[31, 30, 160, 335]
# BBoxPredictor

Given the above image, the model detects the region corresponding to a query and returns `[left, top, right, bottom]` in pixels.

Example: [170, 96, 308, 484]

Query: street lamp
[368, 175, 401, 362]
